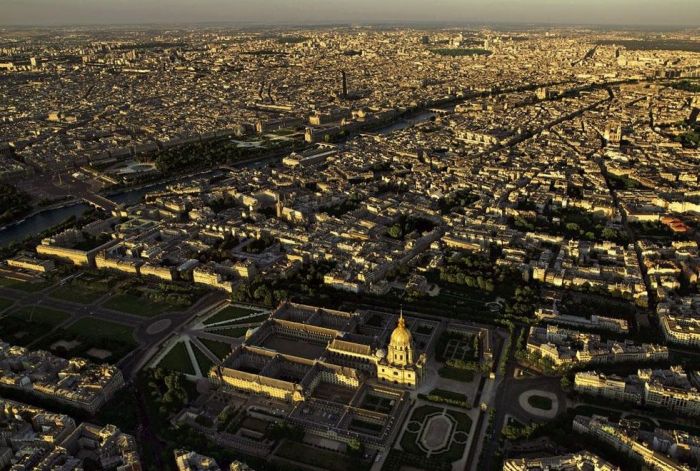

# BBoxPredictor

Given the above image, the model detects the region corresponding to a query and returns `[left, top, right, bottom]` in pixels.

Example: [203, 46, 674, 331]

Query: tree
[387, 224, 402, 239]
[602, 227, 619, 240]
[561, 376, 571, 391]
[347, 438, 364, 459]
[565, 222, 581, 233]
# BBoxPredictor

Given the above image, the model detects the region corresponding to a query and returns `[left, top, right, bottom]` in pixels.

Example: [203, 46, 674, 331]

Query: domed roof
[389, 313, 412, 348]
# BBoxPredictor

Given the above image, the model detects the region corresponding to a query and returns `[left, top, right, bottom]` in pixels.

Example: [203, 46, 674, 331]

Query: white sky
[2, 0, 699, 26]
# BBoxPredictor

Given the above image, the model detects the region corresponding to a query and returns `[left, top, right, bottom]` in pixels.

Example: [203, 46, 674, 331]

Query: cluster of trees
[670, 80, 700, 93]
[504, 285, 536, 318]
[137, 284, 195, 307]
[438, 188, 479, 214]
[147, 137, 281, 174]
[277, 36, 309, 44]
[501, 420, 540, 441]
[386, 214, 435, 240]
[515, 206, 626, 243]
[0, 183, 31, 225]
[231, 261, 333, 306]
[675, 127, 700, 149]
[145, 368, 190, 417]
[437, 251, 498, 292]
[445, 358, 489, 373]
[346, 438, 365, 460]
[418, 388, 470, 408]
[608, 173, 642, 190]
[323, 193, 362, 217]
[266, 421, 304, 442]
[515, 347, 558, 375]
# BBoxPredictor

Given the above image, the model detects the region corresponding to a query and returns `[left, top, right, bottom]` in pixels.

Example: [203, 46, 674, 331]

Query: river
[0, 184, 164, 248]
[0, 110, 439, 248]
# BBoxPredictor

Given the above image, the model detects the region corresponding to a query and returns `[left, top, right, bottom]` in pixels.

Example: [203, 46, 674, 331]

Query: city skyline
[2, 0, 700, 27]
[0, 8, 699, 471]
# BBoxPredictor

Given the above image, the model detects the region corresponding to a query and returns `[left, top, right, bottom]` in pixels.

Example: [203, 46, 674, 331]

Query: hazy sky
[2, 0, 699, 27]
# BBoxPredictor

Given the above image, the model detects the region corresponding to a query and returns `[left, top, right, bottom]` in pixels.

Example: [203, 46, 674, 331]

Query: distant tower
[604, 122, 622, 146]
[275, 199, 283, 218]
[341, 70, 348, 99]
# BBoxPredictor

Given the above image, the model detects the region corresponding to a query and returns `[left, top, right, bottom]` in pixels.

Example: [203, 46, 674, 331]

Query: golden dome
[389, 313, 412, 348]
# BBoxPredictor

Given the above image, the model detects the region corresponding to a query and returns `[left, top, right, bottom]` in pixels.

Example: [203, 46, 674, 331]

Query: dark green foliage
[670, 80, 700, 93]
[418, 388, 469, 408]
[386, 214, 435, 240]
[0, 183, 31, 225]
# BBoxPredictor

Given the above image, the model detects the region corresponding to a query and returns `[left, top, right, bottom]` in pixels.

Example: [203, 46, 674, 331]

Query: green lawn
[203, 305, 259, 325]
[410, 405, 443, 423]
[11, 306, 71, 325]
[438, 366, 475, 382]
[0, 277, 50, 292]
[211, 327, 250, 339]
[400, 430, 421, 454]
[446, 410, 472, 433]
[31, 317, 137, 362]
[66, 318, 135, 344]
[400, 407, 471, 464]
[158, 342, 196, 375]
[104, 293, 175, 317]
[192, 344, 214, 376]
[50, 284, 109, 304]
[199, 338, 233, 360]
[274, 440, 354, 471]
[0, 298, 14, 312]
[527, 395, 553, 411]
[231, 313, 269, 325]
[0, 306, 71, 346]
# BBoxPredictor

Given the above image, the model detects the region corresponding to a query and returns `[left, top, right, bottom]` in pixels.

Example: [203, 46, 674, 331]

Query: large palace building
[210, 302, 436, 402]
[208, 302, 438, 447]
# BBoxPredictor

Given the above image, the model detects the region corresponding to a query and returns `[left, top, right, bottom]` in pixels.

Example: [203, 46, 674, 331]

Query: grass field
[211, 327, 249, 339]
[438, 366, 475, 383]
[32, 317, 137, 361]
[203, 305, 259, 325]
[199, 338, 233, 360]
[446, 410, 472, 433]
[50, 284, 109, 304]
[192, 344, 214, 375]
[410, 405, 443, 423]
[400, 406, 471, 464]
[158, 342, 196, 375]
[274, 440, 354, 471]
[66, 318, 135, 344]
[0, 277, 50, 292]
[527, 395, 553, 411]
[0, 298, 13, 312]
[11, 306, 71, 325]
[0, 305, 71, 345]
[104, 293, 175, 317]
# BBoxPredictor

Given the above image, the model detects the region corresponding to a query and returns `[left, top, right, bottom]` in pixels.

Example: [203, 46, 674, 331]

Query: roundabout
[146, 319, 172, 335]
[518, 390, 559, 419]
